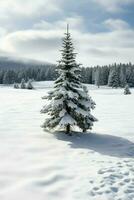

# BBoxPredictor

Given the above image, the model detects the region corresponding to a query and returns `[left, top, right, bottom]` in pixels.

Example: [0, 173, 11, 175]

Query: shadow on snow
[54, 131, 134, 158]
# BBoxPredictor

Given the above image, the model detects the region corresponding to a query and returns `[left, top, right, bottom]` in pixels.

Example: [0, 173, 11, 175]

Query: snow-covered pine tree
[108, 66, 119, 88]
[79, 85, 97, 132]
[124, 84, 131, 95]
[95, 67, 101, 88]
[27, 79, 34, 90]
[41, 25, 97, 134]
[20, 78, 26, 89]
[119, 67, 126, 87]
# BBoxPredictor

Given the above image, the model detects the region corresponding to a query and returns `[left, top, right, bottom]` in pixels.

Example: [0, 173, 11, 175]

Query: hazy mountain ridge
[0, 56, 53, 70]
[0, 56, 57, 84]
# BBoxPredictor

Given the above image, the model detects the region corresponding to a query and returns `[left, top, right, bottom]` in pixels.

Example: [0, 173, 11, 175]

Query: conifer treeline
[82, 63, 134, 87]
[0, 62, 134, 87]
[0, 65, 57, 84]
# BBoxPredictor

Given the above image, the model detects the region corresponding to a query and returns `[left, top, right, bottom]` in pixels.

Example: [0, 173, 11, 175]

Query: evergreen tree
[101, 66, 110, 85]
[80, 85, 97, 132]
[3, 70, 16, 84]
[20, 78, 26, 89]
[126, 67, 134, 87]
[124, 84, 131, 95]
[41, 25, 97, 134]
[92, 68, 96, 84]
[119, 66, 126, 87]
[108, 66, 119, 88]
[0, 70, 4, 84]
[95, 67, 101, 87]
[27, 79, 34, 89]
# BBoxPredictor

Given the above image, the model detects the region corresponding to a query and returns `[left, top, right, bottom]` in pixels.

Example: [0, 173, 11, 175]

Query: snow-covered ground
[0, 81, 134, 200]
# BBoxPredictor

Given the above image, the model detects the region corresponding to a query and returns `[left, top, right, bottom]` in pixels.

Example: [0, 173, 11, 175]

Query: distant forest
[0, 58, 134, 87]
[0, 58, 57, 84]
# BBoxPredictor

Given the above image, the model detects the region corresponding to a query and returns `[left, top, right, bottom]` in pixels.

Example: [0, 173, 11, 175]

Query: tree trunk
[66, 124, 71, 135]
[83, 129, 87, 133]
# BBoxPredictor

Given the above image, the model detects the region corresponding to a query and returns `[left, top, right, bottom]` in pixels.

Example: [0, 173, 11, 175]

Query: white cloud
[104, 19, 130, 30]
[0, 0, 61, 17]
[1, 17, 134, 66]
[0, 0, 62, 31]
[0, 1, 133, 66]
[34, 16, 84, 31]
[92, 0, 134, 12]
[0, 27, 7, 37]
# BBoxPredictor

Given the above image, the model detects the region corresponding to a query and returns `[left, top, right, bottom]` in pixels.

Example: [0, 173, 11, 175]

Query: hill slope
[0, 56, 53, 70]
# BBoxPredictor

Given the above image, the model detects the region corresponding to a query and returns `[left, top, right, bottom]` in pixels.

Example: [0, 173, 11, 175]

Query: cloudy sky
[0, 0, 134, 66]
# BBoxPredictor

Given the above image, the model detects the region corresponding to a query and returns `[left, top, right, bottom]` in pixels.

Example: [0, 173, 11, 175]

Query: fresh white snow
[0, 81, 134, 200]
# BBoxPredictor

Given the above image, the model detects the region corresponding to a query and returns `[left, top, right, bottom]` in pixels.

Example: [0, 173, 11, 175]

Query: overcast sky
[0, 0, 134, 66]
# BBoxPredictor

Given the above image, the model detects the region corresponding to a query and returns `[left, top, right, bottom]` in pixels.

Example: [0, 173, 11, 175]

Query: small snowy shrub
[13, 83, 19, 89]
[20, 79, 26, 89]
[124, 84, 131, 95]
[27, 79, 34, 90]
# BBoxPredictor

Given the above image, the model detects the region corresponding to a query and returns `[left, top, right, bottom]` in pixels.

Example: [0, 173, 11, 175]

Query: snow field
[0, 82, 134, 200]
